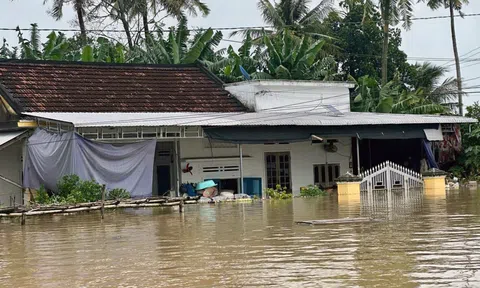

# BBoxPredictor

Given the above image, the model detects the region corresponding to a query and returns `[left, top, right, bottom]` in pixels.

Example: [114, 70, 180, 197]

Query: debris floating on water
[296, 217, 379, 225]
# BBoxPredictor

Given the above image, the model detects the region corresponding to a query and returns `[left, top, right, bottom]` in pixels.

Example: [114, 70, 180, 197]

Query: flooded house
[0, 61, 475, 204]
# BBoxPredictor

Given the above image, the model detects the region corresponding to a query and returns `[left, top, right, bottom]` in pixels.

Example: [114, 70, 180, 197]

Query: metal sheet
[424, 127, 444, 141]
[0, 130, 27, 148]
[23, 112, 477, 128]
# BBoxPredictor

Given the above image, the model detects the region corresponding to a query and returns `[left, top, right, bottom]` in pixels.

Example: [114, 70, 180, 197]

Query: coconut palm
[131, 0, 210, 44]
[363, 0, 414, 85]
[44, 0, 90, 42]
[352, 63, 457, 115]
[232, 0, 334, 40]
[422, 0, 469, 115]
[405, 62, 459, 106]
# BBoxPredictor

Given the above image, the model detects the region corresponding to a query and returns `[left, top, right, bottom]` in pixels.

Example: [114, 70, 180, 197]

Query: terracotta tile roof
[0, 61, 247, 113]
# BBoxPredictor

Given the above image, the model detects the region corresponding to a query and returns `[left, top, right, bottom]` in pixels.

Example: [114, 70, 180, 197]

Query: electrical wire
[1, 12, 479, 34]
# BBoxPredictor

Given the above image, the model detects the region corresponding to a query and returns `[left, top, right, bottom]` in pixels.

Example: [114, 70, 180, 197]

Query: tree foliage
[128, 18, 222, 64]
[240, 0, 334, 39]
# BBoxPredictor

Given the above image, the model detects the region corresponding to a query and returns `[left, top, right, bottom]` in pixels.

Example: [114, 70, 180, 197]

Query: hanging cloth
[422, 139, 439, 169]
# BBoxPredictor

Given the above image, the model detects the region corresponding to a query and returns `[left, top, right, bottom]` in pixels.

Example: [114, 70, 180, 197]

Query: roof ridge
[0, 59, 199, 69]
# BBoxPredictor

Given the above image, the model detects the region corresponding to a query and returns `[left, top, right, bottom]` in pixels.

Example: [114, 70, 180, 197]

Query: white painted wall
[0, 140, 23, 206]
[179, 138, 352, 196]
[225, 80, 354, 113]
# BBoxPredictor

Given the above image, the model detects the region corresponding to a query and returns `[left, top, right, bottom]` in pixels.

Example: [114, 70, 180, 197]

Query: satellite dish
[239, 65, 251, 80]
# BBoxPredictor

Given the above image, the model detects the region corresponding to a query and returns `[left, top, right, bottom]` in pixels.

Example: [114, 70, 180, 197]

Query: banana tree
[17, 25, 70, 60]
[262, 30, 336, 80]
[80, 37, 126, 63]
[0, 39, 17, 59]
[129, 18, 222, 64]
[352, 75, 447, 114]
[205, 32, 270, 82]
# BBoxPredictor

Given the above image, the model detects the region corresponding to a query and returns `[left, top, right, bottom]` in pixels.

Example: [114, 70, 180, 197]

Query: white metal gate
[360, 161, 423, 193]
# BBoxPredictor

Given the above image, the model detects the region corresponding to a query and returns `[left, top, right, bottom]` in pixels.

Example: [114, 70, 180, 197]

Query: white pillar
[356, 137, 361, 176]
[174, 139, 181, 197]
[239, 143, 244, 194]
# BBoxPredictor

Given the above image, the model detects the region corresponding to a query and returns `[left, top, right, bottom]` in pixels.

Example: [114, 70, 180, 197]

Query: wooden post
[101, 184, 106, 220]
[179, 199, 184, 213]
[21, 213, 25, 226]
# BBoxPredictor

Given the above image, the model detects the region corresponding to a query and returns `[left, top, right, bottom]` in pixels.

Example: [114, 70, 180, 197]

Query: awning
[204, 124, 438, 144]
[424, 127, 444, 141]
[0, 130, 28, 150]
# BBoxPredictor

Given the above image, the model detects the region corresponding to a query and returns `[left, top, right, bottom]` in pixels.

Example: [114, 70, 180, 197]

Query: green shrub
[265, 184, 292, 200]
[36, 185, 51, 204]
[107, 188, 130, 200]
[300, 185, 327, 197]
[57, 175, 80, 198]
[73, 180, 103, 203]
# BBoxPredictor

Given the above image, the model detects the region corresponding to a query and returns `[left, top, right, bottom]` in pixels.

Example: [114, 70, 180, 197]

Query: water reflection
[1, 190, 480, 287]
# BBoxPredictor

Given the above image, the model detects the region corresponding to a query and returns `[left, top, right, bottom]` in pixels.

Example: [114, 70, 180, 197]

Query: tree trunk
[381, 21, 389, 85]
[120, 17, 134, 50]
[143, 9, 151, 45]
[449, 0, 463, 115]
[76, 7, 87, 43]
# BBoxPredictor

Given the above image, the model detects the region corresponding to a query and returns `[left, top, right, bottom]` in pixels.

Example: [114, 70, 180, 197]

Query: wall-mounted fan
[323, 142, 338, 153]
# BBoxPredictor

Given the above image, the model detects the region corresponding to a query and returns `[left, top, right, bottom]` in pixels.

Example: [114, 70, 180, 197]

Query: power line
[464, 76, 480, 83]
[441, 46, 480, 67]
[1, 12, 479, 34]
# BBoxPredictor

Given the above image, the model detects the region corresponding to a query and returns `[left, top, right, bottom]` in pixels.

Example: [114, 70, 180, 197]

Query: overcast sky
[1, 0, 479, 107]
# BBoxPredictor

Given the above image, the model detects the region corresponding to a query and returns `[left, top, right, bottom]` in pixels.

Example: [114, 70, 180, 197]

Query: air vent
[202, 165, 240, 173]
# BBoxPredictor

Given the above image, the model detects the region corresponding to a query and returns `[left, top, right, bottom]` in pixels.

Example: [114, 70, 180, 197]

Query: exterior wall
[0, 140, 23, 206]
[179, 138, 352, 196]
[225, 80, 353, 113]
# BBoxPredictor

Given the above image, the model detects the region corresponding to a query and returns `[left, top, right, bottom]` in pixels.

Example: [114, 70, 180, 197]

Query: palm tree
[422, 0, 468, 115]
[363, 0, 414, 85]
[132, 0, 210, 44]
[44, 0, 89, 42]
[353, 63, 457, 114]
[405, 62, 459, 106]
[232, 0, 334, 39]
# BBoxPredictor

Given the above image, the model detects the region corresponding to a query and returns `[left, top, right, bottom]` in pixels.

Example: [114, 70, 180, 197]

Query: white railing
[360, 161, 423, 193]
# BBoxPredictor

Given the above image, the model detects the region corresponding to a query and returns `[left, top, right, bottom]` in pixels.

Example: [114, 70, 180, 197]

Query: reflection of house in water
[0, 61, 475, 204]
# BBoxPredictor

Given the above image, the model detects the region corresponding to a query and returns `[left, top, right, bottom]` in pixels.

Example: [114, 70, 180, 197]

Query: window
[314, 164, 340, 188]
[265, 152, 291, 190]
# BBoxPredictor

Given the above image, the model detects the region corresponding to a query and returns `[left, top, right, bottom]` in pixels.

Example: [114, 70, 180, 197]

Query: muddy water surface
[1, 190, 480, 287]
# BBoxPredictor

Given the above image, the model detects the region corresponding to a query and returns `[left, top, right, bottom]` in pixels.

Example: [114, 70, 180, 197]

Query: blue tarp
[422, 139, 439, 169]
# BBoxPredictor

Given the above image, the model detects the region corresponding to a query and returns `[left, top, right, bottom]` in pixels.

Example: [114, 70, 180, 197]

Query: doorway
[265, 152, 291, 190]
[154, 142, 175, 196]
[157, 166, 171, 196]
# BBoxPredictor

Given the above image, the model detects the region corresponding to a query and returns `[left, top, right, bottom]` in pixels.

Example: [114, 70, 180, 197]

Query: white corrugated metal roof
[0, 130, 27, 148]
[23, 112, 476, 128]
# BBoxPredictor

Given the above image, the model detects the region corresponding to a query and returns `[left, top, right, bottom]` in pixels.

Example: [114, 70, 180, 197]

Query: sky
[1, 0, 479, 107]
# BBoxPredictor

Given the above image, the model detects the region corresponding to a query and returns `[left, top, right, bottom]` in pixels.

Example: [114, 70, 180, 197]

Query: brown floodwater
[1, 190, 480, 287]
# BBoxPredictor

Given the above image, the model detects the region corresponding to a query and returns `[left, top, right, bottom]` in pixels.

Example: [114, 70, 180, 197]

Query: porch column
[356, 136, 361, 175]
[422, 168, 447, 198]
[336, 172, 363, 205]
[239, 144, 244, 194]
[174, 139, 181, 197]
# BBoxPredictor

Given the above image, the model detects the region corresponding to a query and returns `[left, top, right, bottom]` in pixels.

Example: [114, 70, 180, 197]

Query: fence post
[101, 184, 106, 220]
